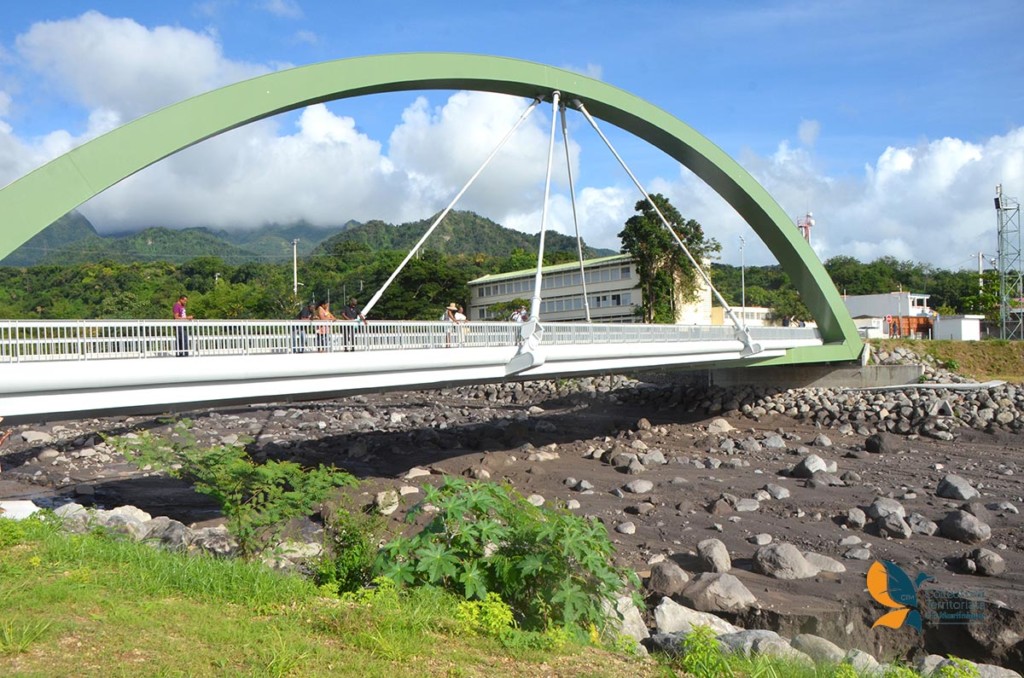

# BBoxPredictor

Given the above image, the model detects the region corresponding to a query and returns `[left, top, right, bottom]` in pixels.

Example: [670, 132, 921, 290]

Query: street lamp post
[740, 236, 746, 329]
[292, 239, 299, 297]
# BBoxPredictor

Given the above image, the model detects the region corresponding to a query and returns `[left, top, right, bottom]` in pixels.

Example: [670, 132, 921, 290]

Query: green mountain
[1, 210, 616, 267]
[312, 210, 617, 259]
[1, 211, 99, 266]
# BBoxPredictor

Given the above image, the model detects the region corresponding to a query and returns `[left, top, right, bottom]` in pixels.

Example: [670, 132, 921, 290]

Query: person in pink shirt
[173, 294, 194, 356]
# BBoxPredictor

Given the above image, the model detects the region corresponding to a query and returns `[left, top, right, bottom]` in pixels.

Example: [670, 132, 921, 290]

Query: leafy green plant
[455, 592, 515, 637]
[112, 423, 356, 556]
[315, 507, 381, 594]
[0, 518, 28, 548]
[374, 477, 638, 631]
[676, 625, 732, 678]
[882, 664, 921, 678]
[831, 663, 859, 678]
[935, 656, 981, 678]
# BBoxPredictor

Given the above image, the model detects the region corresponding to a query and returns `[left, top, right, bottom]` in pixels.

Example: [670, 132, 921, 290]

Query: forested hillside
[0, 209, 996, 322]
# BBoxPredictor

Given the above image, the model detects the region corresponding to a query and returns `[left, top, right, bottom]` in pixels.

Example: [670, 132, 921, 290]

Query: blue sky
[1, 1, 1022, 268]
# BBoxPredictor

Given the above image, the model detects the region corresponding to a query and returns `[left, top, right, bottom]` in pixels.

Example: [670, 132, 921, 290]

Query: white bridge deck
[0, 319, 822, 421]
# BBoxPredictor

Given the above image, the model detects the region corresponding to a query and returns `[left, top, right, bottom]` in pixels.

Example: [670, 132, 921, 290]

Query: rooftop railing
[0, 319, 819, 364]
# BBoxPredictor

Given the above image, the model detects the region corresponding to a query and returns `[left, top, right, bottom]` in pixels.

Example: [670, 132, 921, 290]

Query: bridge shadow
[3, 382, 715, 524]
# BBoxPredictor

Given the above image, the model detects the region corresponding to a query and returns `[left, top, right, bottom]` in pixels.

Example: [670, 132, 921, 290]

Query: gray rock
[142, 516, 192, 551]
[717, 629, 784, 657]
[762, 434, 786, 449]
[867, 497, 906, 520]
[748, 533, 773, 546]
[624, 479, 654, 494]
[969, 548, 1007, 576]
[865, 432, 897, 454]
[846, 507, 867, 529]
[652, 597, 739, 636]
[763, 483, 790, 500]
[877, 513, 913, 539]
[790, 454, 827, 478]
[803, 551, 847, 574]
[20, 430, 53, 444]
[603, 594, 650, 644]
[374, 489, 400, 515]
[940, 510, 992, 544]
[93, 509, 149, 540]
[648, 560, 690, 597]
[936, 474, 980, 501]
[681, 572, 757, 613]
[753, 542, 820, 579]
[844, 547, 873, 560]
[791, 633, 845, 664]
[697, 538, 732, 573]
[844, 649, 881, 674]
[734, 498, 761, 512]
[615, 521, 636, 535]
[189, 526, 239, 557]
[812, 433, 833, 448]
[908, 512, 940, 536]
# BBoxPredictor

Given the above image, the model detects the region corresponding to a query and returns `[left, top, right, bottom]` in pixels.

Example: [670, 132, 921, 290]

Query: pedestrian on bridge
[339, 298, 365, 352]
[293, 302, 316, 353]
[315, 300, 336, 352]
[172, 294, 193, 357]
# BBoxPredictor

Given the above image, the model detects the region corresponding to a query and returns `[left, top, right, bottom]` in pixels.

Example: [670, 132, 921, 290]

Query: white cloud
[798, 119, 820, 147]
[652, 128, 1024, 270]
[2, 10, 1022, 274]
[261, 0, 303, 19]
[15, 11, 267, 120]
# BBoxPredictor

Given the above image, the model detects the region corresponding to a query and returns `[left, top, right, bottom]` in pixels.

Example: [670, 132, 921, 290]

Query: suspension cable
[560, 103, 592, 322]
[571, 99, 752, 342]
[360, 97, 543, 319]
[527, 91, 561, 322]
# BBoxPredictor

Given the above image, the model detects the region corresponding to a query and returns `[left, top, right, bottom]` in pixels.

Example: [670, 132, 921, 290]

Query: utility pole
[739, 235, 746, 329]
[292, 239, 299, 297]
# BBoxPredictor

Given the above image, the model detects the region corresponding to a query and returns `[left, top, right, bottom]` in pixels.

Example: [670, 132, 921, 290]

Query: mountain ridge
[2, 210, 617, 266]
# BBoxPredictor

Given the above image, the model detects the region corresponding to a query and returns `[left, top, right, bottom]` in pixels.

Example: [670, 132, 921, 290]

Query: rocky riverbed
[2, 357, 1024, 674]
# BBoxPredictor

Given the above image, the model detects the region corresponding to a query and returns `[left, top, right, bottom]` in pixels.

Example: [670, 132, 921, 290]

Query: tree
[618, 194, 720, 323]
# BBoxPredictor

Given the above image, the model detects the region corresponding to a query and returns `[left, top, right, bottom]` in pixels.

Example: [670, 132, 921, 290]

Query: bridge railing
[0, 319, 819, 364]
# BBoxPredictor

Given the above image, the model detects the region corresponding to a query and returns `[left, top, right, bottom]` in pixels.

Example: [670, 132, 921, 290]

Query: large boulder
[680, 573, 757, 613]
[652, 597, 738, 636]
[696, 538, 732, 573]
[647, 560, 690, 597]
[753, 543, 820, 580]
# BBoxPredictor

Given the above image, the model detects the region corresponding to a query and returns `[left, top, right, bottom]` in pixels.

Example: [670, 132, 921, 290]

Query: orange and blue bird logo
[867, 560, 934, 631]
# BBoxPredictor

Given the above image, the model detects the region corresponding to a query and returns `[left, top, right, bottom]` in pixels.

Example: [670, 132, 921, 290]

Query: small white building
[933, 314, 986, 341]
[842, 292, 934, 338]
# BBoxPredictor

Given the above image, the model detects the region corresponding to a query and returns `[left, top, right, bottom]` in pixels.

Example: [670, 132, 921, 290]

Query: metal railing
[0, 319, 820, 364]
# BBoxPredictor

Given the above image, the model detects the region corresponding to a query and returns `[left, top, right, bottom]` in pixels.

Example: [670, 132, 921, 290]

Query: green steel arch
[0, 52, 860, 363]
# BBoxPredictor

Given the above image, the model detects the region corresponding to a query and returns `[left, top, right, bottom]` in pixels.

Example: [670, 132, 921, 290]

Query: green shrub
[112, 423, 356, 556]
[935, 656, 980, 678]
[455, 592, 515, 637]
[0, 518, 28, 548]
[315, 507, 381, 594]
[374, 477, 639, 631]
[677, 625, 731, 678]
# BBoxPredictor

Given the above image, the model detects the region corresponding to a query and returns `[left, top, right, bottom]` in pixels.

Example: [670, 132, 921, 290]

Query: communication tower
[797, 212, 814, 243]
[996, 184, 1023, 340]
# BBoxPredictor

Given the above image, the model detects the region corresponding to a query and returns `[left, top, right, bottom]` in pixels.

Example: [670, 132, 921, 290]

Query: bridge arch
[0, 52, 860, 361]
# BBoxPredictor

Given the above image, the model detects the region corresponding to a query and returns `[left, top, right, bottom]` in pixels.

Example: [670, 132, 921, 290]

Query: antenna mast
[996, 184, 1023, 340]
